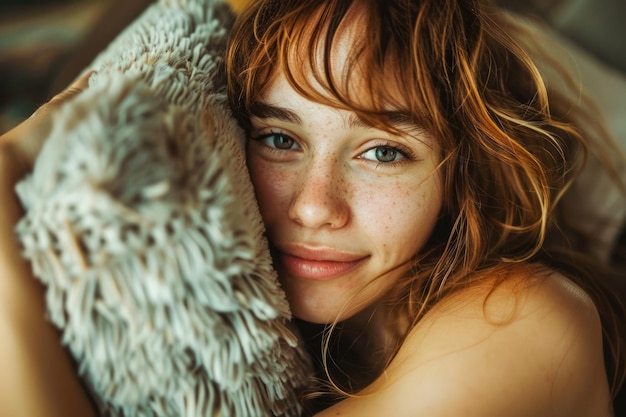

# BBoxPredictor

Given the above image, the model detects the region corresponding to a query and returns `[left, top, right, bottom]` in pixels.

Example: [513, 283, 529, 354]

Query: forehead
[273, 2, 405, 108]
[257, 73, 434, 148]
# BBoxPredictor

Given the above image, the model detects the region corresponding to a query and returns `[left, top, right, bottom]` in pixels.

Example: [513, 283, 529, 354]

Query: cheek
[247, 160, 289, 218]
[352, 180, 413, 223]
[355, 176, 443, 257]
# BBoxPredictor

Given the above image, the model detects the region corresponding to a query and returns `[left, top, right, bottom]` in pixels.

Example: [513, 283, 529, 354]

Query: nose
[288, 160, 350, 229]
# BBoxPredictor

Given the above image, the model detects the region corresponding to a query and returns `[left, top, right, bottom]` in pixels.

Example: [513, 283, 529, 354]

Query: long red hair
[226, 0, 626, 399]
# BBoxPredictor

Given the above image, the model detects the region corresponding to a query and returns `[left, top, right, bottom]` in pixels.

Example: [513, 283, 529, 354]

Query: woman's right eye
[256, 132, 299, 150]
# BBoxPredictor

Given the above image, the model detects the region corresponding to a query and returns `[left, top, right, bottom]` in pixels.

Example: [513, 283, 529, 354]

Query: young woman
[225, 0, 626, 415]
[0, 0, 624, 416]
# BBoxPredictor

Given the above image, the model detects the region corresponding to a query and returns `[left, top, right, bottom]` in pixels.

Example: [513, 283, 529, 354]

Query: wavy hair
[226, 0, 625, 400]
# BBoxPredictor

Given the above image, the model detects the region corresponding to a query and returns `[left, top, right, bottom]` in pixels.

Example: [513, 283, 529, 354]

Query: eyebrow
[249, 101, 302, 124]
[345, 111, 423, 131]
[250, 101, 425, 133]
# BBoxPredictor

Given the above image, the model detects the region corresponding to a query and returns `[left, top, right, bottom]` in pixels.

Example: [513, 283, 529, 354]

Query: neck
[294, 305, 397, 402]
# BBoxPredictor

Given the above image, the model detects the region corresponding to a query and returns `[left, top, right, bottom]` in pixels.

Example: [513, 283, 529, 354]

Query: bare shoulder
[317, 265, 613, 417]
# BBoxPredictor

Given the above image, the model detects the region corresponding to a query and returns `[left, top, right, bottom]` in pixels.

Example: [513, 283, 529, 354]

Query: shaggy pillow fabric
[14, 0, 310, 416]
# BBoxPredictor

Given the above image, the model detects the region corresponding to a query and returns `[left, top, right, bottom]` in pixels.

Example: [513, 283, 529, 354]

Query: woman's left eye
[360, 145, 406, 163]
[258, 133, 299, 150]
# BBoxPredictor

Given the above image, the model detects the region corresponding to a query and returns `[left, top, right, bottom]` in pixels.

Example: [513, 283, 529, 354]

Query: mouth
[271, 244, 369, 281]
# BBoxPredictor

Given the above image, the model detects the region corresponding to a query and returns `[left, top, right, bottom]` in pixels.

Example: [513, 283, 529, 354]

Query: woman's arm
[0, 74, 96, 416]
[316, 269, 613, 417]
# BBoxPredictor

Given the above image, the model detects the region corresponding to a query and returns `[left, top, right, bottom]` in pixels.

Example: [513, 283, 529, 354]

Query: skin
[245, 1, 444, 324]
[315, 270, 613, 417]
[247, 73, 443, 324]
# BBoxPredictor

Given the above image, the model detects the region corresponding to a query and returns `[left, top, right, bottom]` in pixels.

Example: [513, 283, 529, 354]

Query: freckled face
[246, 74, 444, 324]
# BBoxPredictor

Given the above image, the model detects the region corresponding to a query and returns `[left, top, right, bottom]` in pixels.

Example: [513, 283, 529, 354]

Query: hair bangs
[227, 0, 434, 135]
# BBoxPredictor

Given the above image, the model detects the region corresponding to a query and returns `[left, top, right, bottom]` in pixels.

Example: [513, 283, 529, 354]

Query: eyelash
[250, 130, 298, 152]
[250, 130, 418, 167]
[362, 142, 417, 168]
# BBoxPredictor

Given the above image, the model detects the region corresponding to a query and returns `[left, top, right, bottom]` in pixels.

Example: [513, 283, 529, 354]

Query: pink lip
[272, 244, 368, 281]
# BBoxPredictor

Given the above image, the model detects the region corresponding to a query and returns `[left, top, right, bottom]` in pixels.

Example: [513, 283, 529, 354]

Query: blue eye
[362, 146, 405, 163]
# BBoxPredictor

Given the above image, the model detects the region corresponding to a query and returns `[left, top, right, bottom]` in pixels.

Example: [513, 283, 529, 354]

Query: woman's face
[246, 74, 444, 323]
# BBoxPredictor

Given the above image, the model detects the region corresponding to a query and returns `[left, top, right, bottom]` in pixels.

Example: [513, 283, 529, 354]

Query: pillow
[14, 0, 310, 416]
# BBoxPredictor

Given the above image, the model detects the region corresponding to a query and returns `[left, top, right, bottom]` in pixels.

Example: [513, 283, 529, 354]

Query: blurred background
[0, 0, 249, 132]
[0, 0, 624, 132]
[496, 0, 626, 72]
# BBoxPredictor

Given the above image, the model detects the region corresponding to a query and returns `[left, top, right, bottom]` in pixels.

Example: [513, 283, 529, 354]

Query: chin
[290, 305, 335, 324]
[280, 273, 386, 324]
[289, 299, 365, 324]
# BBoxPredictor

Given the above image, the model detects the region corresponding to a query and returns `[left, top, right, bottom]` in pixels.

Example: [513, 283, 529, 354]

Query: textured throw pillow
[14, 0, 310, 416]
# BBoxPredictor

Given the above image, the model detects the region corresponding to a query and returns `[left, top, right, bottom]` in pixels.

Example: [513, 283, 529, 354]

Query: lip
[272, 244, 369, 281]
